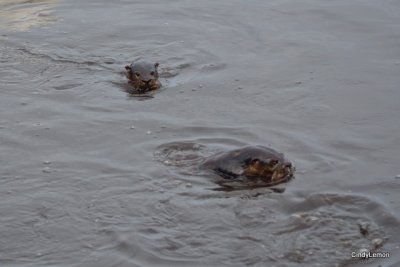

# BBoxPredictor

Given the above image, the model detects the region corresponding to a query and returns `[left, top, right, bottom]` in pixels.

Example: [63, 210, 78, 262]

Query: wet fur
[125, 62, 161, 93]
[204, 146, 294, 188]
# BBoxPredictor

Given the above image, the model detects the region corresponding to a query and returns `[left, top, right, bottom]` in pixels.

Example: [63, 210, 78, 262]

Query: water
[1, 0, 400, 266]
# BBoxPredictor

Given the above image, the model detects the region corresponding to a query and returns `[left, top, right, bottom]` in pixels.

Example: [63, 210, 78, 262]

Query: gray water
[1, 0, 400, 266]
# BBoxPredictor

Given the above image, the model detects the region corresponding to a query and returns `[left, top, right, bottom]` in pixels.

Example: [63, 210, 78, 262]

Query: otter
[125, 61, 161, 92]
[202, 146, 295, 188]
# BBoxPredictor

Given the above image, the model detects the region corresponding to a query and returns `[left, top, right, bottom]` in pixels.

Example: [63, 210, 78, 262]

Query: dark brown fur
[203, 146, 295, 187]
[125, 62, 161, 93]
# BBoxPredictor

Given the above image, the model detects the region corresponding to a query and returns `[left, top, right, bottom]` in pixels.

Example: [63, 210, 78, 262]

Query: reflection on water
[76, 191, 397, 267]
[0, 0, 57, 31]
[1, 0, 400, 266]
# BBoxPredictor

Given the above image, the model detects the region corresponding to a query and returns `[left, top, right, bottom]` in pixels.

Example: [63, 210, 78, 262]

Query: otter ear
[244, 158, 259, 165]
[125, 65, 131, 70]
[154, 62, 159, 68]
[250, 159, 260, 165]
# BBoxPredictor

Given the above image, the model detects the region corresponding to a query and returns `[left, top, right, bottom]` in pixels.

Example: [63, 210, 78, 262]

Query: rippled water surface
[1, 0, 400, 266]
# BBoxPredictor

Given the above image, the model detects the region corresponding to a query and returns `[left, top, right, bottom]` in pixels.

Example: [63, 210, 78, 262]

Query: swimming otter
[202, 146, 295, 188]
[125, 61, 161, 92]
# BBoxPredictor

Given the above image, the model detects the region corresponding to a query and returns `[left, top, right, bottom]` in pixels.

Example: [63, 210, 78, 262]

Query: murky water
[1, 0, 400, 266]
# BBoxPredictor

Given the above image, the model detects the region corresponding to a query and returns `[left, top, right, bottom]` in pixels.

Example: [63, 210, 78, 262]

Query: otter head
[125, 61, 160, 91]
[244, 157, 294, 184]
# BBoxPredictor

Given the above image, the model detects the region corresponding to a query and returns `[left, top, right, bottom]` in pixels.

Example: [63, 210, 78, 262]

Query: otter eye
[251, 159, 260, 164]
[135, 72, 140, 77]
[150, 71, 155, 76]
[269, 159, 279, 166]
